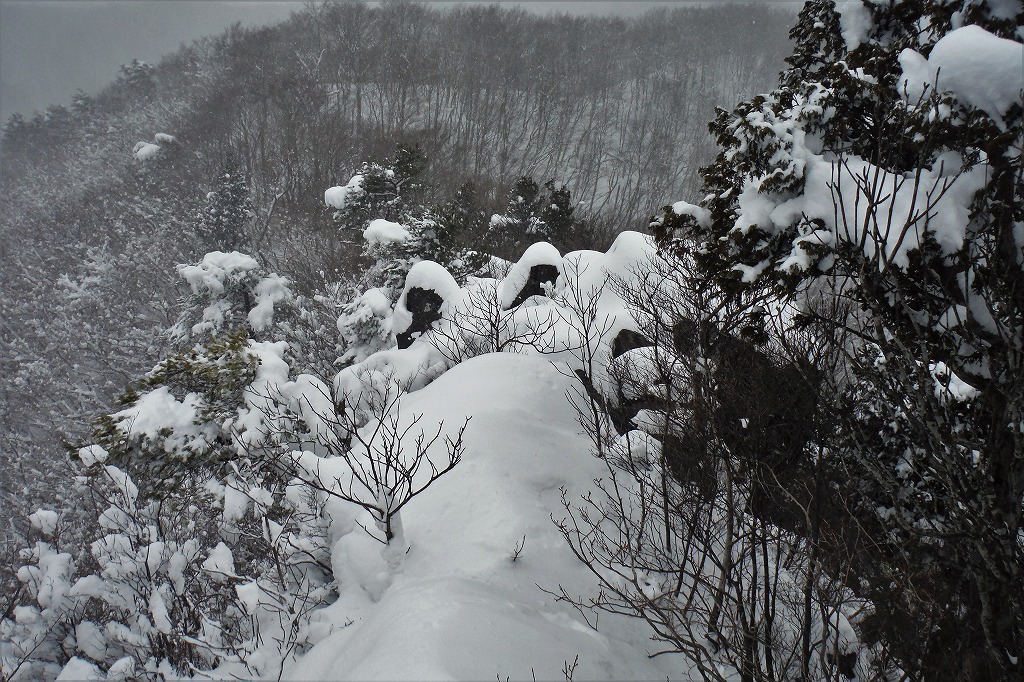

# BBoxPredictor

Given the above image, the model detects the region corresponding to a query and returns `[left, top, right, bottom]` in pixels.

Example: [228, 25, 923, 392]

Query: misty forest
[0, 1, 1022, 680]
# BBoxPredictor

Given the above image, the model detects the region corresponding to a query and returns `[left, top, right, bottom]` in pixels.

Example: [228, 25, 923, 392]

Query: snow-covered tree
[194, 156, 253, 251]
[488, 176, 582, 256]
[325, 148, 489, 365]
[654, 0, 1023, 677]
[325, 144, 427, 231]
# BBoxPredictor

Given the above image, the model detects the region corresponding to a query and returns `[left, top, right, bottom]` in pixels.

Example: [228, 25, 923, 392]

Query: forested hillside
[3, 1, 1021, 681]
[0, 3, 790, 549]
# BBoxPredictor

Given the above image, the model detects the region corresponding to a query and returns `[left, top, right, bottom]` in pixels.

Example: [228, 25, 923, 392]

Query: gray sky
[0, 1, 794, 127]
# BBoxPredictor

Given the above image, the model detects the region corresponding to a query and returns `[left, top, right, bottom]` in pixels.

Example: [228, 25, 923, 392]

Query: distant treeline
[3, 3, 790, 228]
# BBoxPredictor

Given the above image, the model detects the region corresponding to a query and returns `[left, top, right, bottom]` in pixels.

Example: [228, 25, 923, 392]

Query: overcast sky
[0, 1, 795, 127]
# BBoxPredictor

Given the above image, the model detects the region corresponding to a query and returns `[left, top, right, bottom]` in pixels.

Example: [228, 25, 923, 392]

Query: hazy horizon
[0, 0, 798, 127]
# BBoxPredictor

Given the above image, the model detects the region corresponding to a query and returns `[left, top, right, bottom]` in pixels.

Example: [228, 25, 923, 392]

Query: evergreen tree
[327, 148, 487, 365]
[327, 144, 428, 231]
[488, 176, 581, 256]
[654, 0, 1024, 678]
[195, 156, 252, 252]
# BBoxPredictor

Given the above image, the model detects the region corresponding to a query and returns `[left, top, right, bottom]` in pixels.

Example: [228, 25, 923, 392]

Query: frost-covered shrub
[3, 449, 335, 679]
[7, 312, 337, 679]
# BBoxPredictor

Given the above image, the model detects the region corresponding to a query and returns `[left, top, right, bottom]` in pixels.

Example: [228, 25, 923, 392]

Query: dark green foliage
[654, 1, 1024, 677]
[83, 329, 257, 498]
[116, 58, 156, 94]
[333, 145, 490, 291]
[487, 176, 585, 257]
[329, 144, 428, 231]
[194, 156, 252, 251]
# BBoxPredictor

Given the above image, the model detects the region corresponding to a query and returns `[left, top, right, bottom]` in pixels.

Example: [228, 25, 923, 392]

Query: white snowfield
[287, 353, 685, 681]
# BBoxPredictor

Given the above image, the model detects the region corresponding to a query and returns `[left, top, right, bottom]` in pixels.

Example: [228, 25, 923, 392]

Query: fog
[0, 0, 795, 127]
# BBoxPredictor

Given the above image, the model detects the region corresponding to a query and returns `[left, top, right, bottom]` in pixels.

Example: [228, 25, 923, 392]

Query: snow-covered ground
[289, 352, 688, 680]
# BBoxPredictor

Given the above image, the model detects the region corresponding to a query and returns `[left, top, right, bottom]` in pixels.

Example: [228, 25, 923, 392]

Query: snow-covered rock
[497, 241, 563, 309]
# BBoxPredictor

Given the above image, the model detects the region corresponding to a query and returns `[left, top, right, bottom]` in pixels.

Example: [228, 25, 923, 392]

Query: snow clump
[899, 25, 1024, 128]
[324, 174, 365, 209]
[132, 133, 176, 161]
[363, 218, 410, 247]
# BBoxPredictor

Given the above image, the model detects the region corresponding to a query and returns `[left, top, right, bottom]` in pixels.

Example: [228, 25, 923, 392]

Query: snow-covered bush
[555, 248, 863, 682]
[170, 250, 295, 346]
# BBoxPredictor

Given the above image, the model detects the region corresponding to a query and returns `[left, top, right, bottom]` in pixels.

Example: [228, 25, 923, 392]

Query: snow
[78, 444, 108, 466]
[132, 133, 175, 161]
[19, 542, 74, 609]
[671, 200, 712, 229]
[149, 589, 172, 634]
[985, 0, 1023, 19]
[248, 272, 292, 331]
[930, 361, 980, 401]
[837, 0, 872, 50]
[28, 510, 59, 538]
[132, 141, 161, 162]
[333, 343, 448, 414]
[75, 621, 107, 661]
[57, 657, 105, 680]
[734, 149, 987, 270]
[358, 287, 394, 318]
[324, 174, 365, 209]
[112, 386, 211, 453]
[178, 251, 259, 296]
[223, 478, 252, 524]
[363, 218, 410, 246]
[202, 542, 237, 581]
[392, 260, 462, 337]
[671, 199, 712, 228]
[899, 25, 1024, 127]
[497, 241, 563, 309]
[232, 340, 292, 451]
[286, 353, 687, 681]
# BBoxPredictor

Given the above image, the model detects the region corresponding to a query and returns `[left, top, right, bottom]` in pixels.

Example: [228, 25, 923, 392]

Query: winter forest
[0, 0, 1022, 680]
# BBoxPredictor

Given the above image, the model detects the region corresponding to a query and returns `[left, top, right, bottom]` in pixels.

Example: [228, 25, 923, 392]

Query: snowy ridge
[281, 233, 681, 679]
[289, 353, 681, 680]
